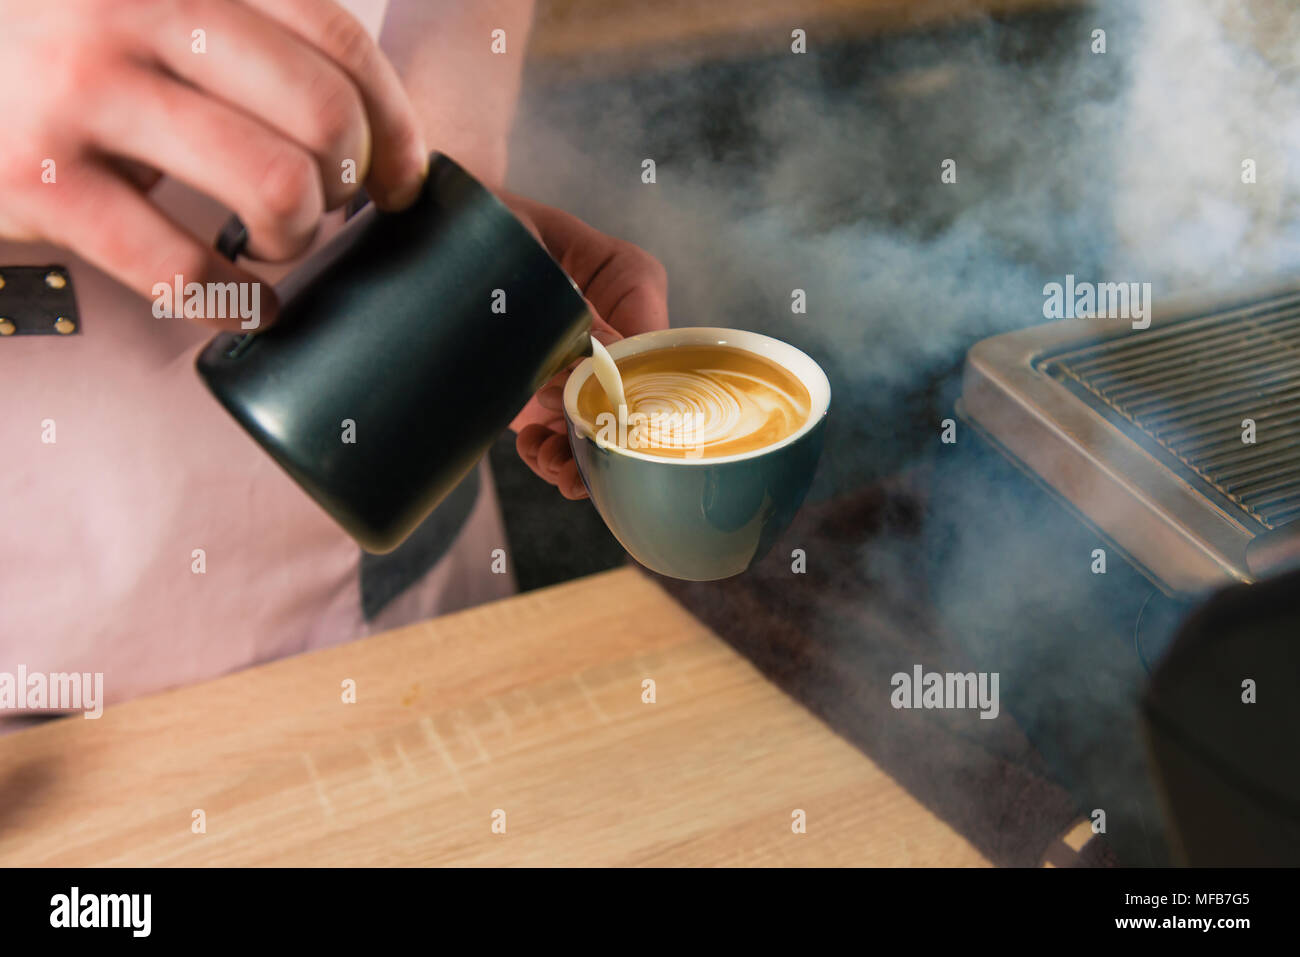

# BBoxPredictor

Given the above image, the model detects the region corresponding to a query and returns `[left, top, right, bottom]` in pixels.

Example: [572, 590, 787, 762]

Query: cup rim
[563, 327, 831, 465]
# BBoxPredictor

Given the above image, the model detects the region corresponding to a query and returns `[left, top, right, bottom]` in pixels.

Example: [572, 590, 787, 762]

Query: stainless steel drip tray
[958, 281, 1300, 595]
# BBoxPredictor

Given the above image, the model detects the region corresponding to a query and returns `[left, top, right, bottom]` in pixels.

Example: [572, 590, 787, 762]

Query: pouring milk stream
[589, 335, 628, 428]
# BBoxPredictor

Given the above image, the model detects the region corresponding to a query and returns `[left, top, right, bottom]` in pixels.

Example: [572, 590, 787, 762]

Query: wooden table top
[0, 568, 986, 866]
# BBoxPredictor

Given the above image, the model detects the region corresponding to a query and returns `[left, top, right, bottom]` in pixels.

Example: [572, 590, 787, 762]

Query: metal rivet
[45, 271, 67, 290]
[0, 318, 15, 336]
[54, 316, 76, 335]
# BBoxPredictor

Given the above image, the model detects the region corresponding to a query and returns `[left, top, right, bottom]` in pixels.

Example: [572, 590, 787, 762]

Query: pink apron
[0, 0, 516, 729]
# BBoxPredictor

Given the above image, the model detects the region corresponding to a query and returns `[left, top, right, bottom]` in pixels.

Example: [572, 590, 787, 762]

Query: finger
[516, 424, 550, 466]
[537, 432, 572, 478]
[510, 392, 555, 433]
[86, 67, 323, 261]
[592, 315, 622, 345]
[243, 0, 428, 209]
[580, 247, 668, 337]
[500, 195, 668, 336]
[542, 368, 571, 391]
[517, 426, 586, 499]
[556, 460, 589, 500]
[45, 164, 277, 331]
[595, 280, 665, 340]
[517, 424, 567, 490]
[146, 0, 371, 211]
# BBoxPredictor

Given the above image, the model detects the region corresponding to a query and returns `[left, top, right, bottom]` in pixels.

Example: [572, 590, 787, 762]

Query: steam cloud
[511, 0, 1299, 492]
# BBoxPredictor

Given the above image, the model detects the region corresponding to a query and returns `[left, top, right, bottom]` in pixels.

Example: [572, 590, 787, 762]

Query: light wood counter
[0, 568, 986, 866]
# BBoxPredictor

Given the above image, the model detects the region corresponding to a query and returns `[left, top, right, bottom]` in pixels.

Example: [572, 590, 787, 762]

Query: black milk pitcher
[197, 153, 592, 553]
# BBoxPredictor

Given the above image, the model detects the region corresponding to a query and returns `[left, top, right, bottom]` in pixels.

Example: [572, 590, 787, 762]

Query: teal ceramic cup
[563, 327, 831, 581]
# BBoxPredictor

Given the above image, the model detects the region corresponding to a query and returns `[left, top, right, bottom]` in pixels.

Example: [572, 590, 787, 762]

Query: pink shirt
[0, 0, 515, 728]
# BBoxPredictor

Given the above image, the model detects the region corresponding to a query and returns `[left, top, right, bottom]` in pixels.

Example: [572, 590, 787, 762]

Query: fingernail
[379, 148, 429, 211]
[382, 175, 423, 211]
[537, 386, 564, 411]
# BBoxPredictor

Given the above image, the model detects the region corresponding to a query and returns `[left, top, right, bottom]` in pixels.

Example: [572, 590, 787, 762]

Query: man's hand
[504, 195, 669, 500]
[0, 0, 428, 330]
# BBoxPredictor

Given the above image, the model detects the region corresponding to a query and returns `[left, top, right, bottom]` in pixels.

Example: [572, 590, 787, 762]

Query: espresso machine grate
[959, 283, 1300, 594]
[1040, 293, 1300, 532]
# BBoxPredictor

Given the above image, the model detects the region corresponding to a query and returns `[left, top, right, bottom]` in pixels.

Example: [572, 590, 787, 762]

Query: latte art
[623, 370, 788, 452]
[575, 345, 811, 458]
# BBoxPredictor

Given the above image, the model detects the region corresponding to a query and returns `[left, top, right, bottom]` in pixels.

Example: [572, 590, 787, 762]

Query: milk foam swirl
[624, 368, 804, 453]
